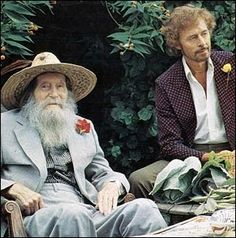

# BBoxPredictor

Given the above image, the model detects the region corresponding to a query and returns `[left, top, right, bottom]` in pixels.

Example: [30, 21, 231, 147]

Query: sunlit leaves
[1, 1, 53, 58]
[111, 145, 121, 158]
[138, 105, 153, 121]
[106, 1, 168, 57]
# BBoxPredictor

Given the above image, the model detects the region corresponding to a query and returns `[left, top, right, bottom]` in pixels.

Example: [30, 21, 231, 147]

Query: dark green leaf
[6, 40, 33, 52]
[132, 33, 151, 39]
[111, 145, 121, 158]
[138, 105, 153, 121]
[132, 39, 150, 46]
[4, 11, 30, 23]
[132, 26, 153, 34]
[123, 7, 137, 17]
[133, 44, 151, 56]
[107, 32, 130, 42]
[4, 4, 35, 16]
[149, 123, 158, 137]
[5, 34, 34, 43]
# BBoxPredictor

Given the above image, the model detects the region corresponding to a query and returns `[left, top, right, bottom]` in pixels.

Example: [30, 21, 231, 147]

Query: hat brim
[1, 63, 97, 110]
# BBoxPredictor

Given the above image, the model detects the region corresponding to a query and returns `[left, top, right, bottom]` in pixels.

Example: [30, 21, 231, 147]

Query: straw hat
[1, 52, 97, 110]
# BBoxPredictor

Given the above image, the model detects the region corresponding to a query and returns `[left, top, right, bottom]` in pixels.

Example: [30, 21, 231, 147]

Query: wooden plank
[189, 204, 200, 214]
[156, 203, 175, 213]
[168, 204, 193, 215]
[156, 202, 198, 215]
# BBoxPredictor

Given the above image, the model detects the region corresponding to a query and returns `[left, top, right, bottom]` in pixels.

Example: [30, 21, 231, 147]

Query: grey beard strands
[22, 93, 78, 149]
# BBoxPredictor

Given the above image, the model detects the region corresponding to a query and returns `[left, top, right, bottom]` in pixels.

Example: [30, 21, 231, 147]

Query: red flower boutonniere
[75, 119, 90, 134]
[221, 63, 232, 88]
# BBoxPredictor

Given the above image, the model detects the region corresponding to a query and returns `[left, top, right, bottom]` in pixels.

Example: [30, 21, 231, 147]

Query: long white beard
[22, 93, 78, 149]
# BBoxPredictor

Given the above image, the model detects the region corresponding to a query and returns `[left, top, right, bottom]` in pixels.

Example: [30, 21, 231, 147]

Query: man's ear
[174, 42, 181, 50]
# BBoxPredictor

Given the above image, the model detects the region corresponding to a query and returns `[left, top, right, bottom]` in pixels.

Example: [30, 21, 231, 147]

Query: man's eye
[58, 84, 66, 89]
[41, 84, 50, 89]
[190, 36, 197, 40]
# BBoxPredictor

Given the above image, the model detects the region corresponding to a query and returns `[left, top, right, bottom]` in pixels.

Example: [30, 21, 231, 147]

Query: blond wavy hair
[161, 4, 216, 56]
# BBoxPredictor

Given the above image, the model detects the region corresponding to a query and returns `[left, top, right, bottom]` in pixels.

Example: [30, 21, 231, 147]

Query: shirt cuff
[110, 180, 125, 196]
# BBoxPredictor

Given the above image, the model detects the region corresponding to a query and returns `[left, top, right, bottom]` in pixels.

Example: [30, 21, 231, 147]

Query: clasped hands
[2, 181, 120, 216]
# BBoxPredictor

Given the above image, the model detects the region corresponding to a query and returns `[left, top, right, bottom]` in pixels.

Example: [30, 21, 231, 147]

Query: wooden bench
[1, 197, 27, 237]
[156, 202, 201, 225]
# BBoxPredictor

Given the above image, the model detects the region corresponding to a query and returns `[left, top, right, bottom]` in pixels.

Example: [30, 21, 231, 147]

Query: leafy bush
[202, 1, 235, 51]
[101, 1, 235, 176]
[1, 1, 53, 59]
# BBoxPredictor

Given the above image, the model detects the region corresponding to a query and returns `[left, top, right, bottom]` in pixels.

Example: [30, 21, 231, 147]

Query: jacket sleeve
[1, 141, 16, 191]
[155, 80, 204, 160]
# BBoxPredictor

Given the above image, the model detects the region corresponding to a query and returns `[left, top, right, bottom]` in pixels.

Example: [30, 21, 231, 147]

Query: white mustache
[41, 99, 64, 108]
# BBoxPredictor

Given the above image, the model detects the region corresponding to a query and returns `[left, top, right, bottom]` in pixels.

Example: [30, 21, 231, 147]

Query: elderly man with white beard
[1, 52, 167, 237]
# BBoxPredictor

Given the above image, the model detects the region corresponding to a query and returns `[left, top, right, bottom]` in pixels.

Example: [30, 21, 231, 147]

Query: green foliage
[210, 1, 235, 52]
[191, 1, 235, 52]
[106, 1, 170, 57]
[1, 0, 53, 58]
[101, 1, 174, 175]
[102, 1, 235, 176]
[204, 151, 231, 172]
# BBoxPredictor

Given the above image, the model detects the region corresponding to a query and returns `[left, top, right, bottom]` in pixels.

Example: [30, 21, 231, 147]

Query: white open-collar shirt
[182, 56, 228, 144]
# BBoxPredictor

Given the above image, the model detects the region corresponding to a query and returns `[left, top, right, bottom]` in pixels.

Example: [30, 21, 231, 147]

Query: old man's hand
[97, 181, 119, 215]
[2, 183, 44, 216]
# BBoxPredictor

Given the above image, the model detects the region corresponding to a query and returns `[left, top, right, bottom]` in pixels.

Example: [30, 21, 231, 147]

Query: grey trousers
[23, 183, 167, 237]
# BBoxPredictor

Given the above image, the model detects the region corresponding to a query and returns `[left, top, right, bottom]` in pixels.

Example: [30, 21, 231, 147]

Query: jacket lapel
[168, 52, 235, 147]
[167, 60, 197, 144]
[67, 130, 98, 204]
[212, 52, 235, 148]
[67, 133, 86, 187]
[213, 53, 234, 121]
[14, 115, 47, 190]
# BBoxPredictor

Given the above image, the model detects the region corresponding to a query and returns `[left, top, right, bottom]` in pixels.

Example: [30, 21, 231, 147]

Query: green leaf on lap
[194, 203, 207, 215]
[205, 197, 218, 212]
[222, 178, 235, 186]
[150, 157, 201, 203]
[210, 168, 229, 187]
[150, 159, 185, 195]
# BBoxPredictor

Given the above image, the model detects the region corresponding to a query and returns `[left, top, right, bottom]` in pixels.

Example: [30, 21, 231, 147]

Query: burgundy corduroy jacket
[155, 51, 235, 161]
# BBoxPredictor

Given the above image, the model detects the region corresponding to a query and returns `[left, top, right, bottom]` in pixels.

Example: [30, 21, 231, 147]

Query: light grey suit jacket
[1, 109, 130, 236]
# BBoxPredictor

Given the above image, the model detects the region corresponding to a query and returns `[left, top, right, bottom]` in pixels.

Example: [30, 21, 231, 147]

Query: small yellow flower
[221, 63, 232, 88]
[221, 63, 232, 73]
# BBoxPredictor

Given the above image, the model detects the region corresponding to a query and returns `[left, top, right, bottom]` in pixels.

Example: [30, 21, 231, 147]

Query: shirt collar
[182, 56, 214, 82]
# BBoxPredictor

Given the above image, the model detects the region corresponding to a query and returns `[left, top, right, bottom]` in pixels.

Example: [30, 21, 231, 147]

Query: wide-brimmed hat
[1, 52, 97, 109]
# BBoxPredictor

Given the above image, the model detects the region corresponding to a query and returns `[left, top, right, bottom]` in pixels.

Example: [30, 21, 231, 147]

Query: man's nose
[198, 35, 206, 47]
[49, 86, 59, 98]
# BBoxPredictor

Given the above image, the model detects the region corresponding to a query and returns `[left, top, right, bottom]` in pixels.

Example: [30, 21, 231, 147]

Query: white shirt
[182, 57, 228, 144]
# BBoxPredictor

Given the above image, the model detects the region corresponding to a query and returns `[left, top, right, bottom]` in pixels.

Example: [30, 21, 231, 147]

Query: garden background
[1, 0, 235, 176]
